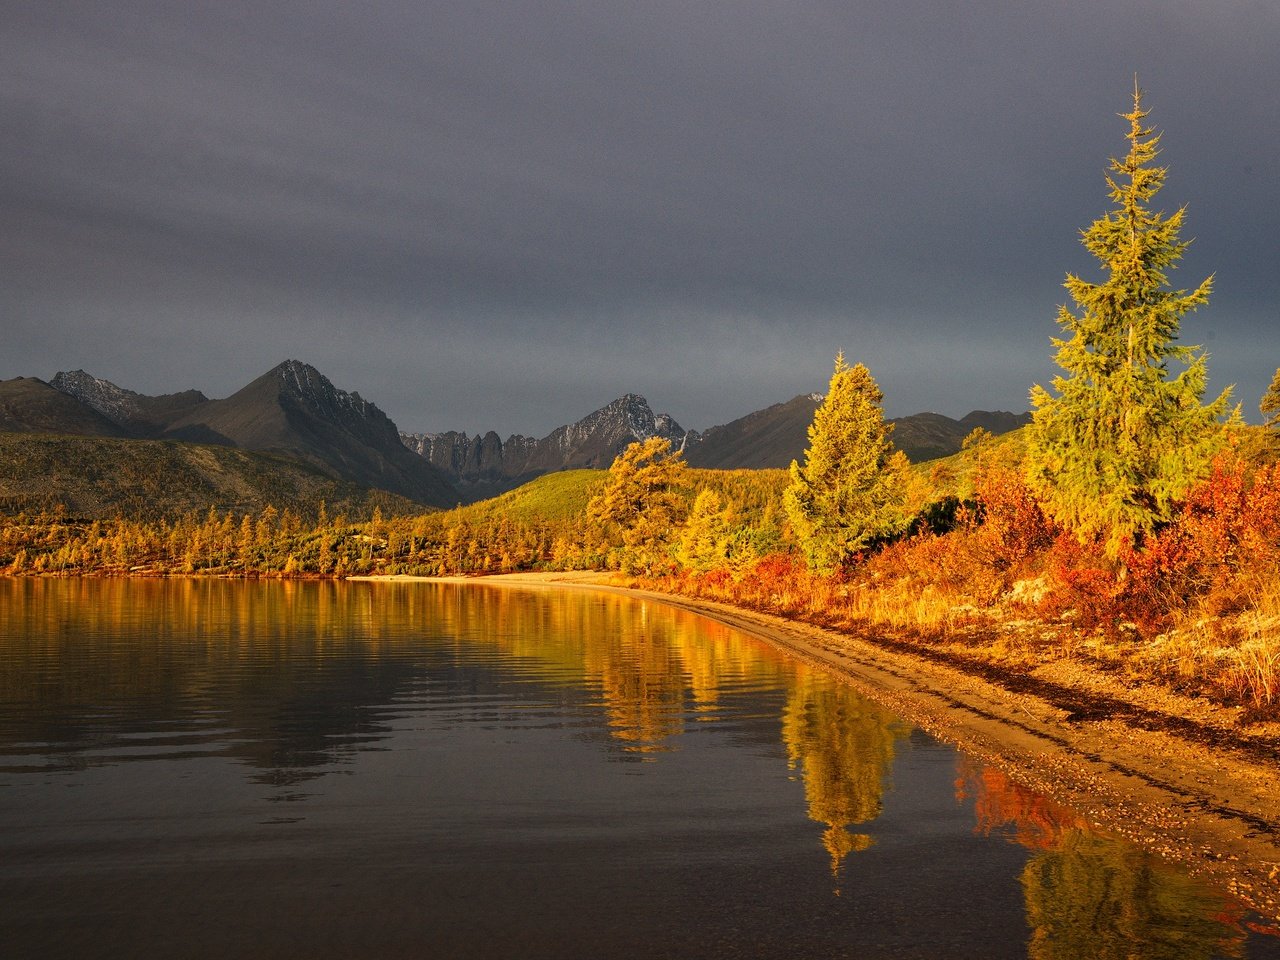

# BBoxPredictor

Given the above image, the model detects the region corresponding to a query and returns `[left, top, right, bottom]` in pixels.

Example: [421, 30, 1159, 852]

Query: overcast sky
[3, 1, 1277, 436]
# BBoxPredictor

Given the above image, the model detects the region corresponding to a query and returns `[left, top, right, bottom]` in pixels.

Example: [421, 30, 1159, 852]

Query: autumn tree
[675, 488, 730, 572]
[1262, 367, 1280, 432]
[586, 437, 688, 574]
[1027, 84, 1232, 560]
[783, 355, 912, 571]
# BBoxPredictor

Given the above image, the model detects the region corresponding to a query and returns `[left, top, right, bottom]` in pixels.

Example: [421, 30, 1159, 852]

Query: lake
[1, 578, 1276, 959]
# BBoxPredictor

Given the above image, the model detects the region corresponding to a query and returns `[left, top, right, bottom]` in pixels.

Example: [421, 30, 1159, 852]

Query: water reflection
[958, 760, 1257, 959]
[0, 578, 1273, 959]
[783, 671, 908, 882]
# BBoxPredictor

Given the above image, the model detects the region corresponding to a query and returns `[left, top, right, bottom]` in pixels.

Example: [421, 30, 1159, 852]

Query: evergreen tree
[675, 488, 730, 572]
[1262, 367, 1280, 432]
[586, 437, 688, 574]
[1027, 84, 1232, 559]
[783, 354, 912, 571]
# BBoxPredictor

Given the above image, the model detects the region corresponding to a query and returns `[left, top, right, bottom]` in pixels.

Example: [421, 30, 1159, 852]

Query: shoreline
[351, 569, 1280, 921]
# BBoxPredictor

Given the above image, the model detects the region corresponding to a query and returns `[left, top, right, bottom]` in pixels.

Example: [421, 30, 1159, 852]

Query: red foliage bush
[1127, 456, 1280, 621]
[743, 551, 801, 589]
[698, 567, 733, 591]
[971, 465, 1059, 568]
[1040, 533, 1121, 629]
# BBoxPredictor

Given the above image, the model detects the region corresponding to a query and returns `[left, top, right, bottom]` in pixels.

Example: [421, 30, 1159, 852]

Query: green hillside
[447, 469, 608, 524]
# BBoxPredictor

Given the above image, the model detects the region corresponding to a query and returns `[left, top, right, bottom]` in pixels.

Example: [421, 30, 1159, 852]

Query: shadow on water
[0, 578, 1276, 959]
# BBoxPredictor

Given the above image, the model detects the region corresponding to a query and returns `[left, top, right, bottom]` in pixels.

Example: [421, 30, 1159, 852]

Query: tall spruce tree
[784, 354, 912, 571]
[1027, 84, 1232, 559]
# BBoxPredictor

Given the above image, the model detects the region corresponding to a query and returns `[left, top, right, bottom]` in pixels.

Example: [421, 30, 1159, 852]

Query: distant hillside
[683, 394, 822, 469]
[0, 377, 128, 438]
[431, 466, 787, 530]
[0, 432, 424, 520]
[681, 393, 1030, 468]
[11, 360, 459, 508]
[446, 470, 608, 525]
[890, 409, 1030, 463]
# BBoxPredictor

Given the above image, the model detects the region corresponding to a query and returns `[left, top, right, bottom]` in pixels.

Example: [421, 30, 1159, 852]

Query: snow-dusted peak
[51, 370, 144, 425]
[565, 394, 685, 446]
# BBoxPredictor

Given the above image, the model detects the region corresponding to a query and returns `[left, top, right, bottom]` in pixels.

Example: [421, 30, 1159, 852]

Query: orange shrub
[970, 465, 1058, 569]
[1128, 457, 1280, 621]
[1040, 533, 1121, 629]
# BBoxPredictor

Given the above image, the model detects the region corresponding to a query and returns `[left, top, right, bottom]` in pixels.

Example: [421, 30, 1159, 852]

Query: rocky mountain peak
[566, 394, 684, 445]
[50, 369, 209, 435]
[50, 369, 144, 425]
[269, 359, 382, 429]
[400, 393, 688, 502]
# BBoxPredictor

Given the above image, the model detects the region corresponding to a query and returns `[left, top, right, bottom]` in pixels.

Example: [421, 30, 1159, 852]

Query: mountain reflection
[956, 760, 1250, 959]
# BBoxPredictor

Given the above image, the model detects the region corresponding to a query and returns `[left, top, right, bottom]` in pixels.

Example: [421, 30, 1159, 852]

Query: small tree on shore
[587, 437, 688, 574]
[1027, 84, 1232, 560]
[784, 355, 912, 571]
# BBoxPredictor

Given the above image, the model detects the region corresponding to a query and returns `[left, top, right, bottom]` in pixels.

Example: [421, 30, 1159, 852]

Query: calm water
[1, 579, 1276, 959]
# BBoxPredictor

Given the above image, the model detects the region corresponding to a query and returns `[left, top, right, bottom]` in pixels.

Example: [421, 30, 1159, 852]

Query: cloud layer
[4, 1, 1277, 434]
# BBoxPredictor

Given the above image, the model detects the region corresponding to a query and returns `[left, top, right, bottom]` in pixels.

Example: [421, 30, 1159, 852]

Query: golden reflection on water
[783, 671, 908, 884]
[0, 578, 900, 866]
[0, 577, 1263, 956]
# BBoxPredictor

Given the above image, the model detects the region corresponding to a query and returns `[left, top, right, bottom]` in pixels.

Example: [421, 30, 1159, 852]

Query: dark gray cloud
[3, 0, 1277, 435]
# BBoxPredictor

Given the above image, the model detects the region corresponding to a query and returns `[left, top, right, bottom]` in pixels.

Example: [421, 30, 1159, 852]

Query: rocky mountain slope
[402, 394, 686, 501]
[48, 370, 208, 437]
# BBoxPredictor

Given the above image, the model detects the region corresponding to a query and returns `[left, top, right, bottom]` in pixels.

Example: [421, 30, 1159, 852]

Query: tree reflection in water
[782, 672, 908, 889]
[957, 759, 1251, 959]
[3, 577, 1274, 958]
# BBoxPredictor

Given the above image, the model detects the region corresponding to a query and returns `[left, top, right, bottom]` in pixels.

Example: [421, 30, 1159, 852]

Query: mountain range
[1, 360, 1029, 511]
[4, 361, 456, 508]
[408, 394, 1029, 498]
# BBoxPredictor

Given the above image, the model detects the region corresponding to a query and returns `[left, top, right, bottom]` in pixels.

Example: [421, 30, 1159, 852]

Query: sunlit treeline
[0, 502, 588, 578]
[0, 467, 789, 579]
[646, 449, 1280, 709]
[4, 433, 1280, 707]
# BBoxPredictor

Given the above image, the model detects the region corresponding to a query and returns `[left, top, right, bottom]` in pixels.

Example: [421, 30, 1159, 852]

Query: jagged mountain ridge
[402, 394, 686, 502]
[50, 369, 208, 437]
[7, 359, 1029, 510]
